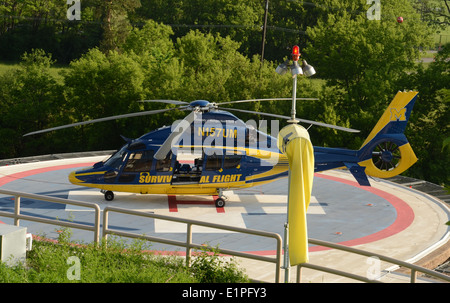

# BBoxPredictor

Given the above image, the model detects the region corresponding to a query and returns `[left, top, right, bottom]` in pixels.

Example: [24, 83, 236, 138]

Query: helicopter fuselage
[69, 110, 290, 196]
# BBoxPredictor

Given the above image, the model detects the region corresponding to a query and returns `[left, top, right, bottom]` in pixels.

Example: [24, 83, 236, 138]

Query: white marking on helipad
[66, 190, 326, 233]
[66, 190, 168, 212]
[154, 208, 247, 233]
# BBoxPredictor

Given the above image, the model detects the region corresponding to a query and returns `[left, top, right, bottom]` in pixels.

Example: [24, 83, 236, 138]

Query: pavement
[0, 153, 449, 283]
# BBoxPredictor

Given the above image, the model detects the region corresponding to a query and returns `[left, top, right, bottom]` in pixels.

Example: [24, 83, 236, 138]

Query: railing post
[102, 208, 109, 246]
[186, 223, 193, 267]
[14, 196, 20, 226]
[410, 269, 417, 283]
[275, 236, 282, 283]
[93, 205, 100, 245]
[296, 264, 302, 283]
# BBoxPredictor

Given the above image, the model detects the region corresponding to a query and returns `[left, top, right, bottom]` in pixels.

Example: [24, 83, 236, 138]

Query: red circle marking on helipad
[0, 163, 95, 187]
[0, 164, 415, 254]
[308, 173, 415, 252]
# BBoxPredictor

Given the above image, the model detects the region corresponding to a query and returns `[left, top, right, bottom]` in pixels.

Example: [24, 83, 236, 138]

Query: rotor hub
[381, 150, 393, 162]
[189, 100, 210, 108]
[188, 100, 216, 112]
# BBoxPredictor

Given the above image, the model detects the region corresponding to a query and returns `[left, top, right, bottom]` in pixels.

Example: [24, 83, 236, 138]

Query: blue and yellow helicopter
[25, 90, 418, 207]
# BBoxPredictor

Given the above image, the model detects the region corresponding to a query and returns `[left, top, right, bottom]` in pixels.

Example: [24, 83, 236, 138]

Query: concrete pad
[0, 157, 448, 283]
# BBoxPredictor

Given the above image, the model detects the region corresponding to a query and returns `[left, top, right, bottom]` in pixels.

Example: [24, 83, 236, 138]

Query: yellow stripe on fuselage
[74, 171, 106, 177]
[70, 144, 289, 195]
[246, 161, 289, 181]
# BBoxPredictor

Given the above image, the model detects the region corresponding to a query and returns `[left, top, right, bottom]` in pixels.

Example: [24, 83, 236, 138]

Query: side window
[156, 153, 172, 172]
[123, 150, 154, 172]
[223, 155, 241, 169]
[205, 155, 222, 171]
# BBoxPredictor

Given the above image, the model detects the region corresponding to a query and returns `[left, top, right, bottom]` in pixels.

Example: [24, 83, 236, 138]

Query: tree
[94, 0, 141, 53]
[0, 49, 61, 157]
[413, 0, 450, 29]
[123, 19, 174, 56]
[62, 48, 145, 150]
[0, 0, 104, 63]
[304, 0, 433, 138]
[397, 45, 450, 185]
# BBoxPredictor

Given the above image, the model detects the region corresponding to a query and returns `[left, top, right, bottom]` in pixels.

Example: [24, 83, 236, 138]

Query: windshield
[104, 145, 127, 170]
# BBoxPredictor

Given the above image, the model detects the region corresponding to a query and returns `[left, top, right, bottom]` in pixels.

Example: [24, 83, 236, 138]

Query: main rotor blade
[138, 99, 189, 105]
[218, 107, 360, 133]
[154, 110, 199, 160]
[218, 98, 318, 105]
[24, 107, 180, 136]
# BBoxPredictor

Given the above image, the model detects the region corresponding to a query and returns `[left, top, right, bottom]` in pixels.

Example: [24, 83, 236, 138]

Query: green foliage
[0, 0, 448, 186]
[175, 30, 247, 101]
[190, 246, 249, 283]
[305, 0, 434, 134]
[413, 0, 450, 31]
[94, 0, 141, 53]
[0, 49, 62, 157]
[123, 19, 174, 57]
[62, 48, 146, 149]
[0, 238, 248, 283]
[0, 0, 101, 63]
[395, 45, 449, 186]
[404, 92, 448, 183]
[134, 0, 264, 57]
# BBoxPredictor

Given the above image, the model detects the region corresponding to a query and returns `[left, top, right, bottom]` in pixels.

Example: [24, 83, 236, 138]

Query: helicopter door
[155, 152, 174, 183]
[222, 152, 244, 184]
[118, 150, 154, 183]
[202, 151, 244, 185]
[172, 150, 202, 183]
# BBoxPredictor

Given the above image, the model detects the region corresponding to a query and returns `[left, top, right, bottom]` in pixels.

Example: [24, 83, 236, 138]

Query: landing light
[290, 61, 303, 76]
[276, 45, 315, 78]
[302, 60, 316, 77]
[275, 60, 289, 75]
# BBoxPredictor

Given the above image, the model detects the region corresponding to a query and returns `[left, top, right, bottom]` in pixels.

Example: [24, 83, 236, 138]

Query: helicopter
[25, 90, 418, 208]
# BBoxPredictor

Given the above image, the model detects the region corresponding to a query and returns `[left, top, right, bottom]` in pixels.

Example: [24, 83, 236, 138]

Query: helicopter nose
[69, 171, 82, 185]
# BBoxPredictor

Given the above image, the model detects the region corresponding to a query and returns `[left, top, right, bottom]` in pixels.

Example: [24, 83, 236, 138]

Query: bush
[190, 246, 249, 283]
[0, 238, 249, 283]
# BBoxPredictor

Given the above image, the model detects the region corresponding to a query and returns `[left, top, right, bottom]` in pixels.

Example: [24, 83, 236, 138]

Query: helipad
[0, 155, 449, 282]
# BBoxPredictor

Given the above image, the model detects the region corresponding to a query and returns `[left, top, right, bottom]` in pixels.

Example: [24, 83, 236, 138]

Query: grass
[0, 61, 17, 74]
[0, 60, 67, 83]
[0, 232, 250, 283]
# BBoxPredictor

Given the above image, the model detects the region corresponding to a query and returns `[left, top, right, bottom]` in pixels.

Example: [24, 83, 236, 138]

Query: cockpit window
[104, 146, 127, 170]
[123, 150, 154, 172]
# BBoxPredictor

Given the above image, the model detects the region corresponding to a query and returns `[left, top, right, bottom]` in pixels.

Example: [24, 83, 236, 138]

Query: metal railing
[296, 238, 450, 283]
[0, 188, 448, 283]
[0, 189, 101, 244]
[102, 205, 283, 283]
